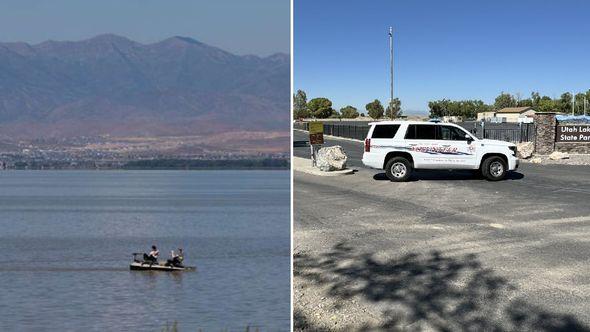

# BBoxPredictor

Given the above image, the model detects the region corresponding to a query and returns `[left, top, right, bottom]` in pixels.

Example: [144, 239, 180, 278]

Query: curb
[292, 157, 354, 176]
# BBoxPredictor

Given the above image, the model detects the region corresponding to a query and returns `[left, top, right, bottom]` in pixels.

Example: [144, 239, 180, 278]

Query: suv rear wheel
[385, 157, 412, 182]
[481, 156, 507, 181]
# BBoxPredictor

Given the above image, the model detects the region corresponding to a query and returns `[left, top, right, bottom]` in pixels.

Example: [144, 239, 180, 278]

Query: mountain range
[0, 34, 289, 152]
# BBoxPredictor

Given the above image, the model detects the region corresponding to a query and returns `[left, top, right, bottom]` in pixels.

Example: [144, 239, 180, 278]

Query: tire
[385, 157, 412, 182]
[481, 156, 507, 181]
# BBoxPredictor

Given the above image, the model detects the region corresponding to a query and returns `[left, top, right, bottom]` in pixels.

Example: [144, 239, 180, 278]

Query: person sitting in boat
[143, 245, 159, 264]
[166, 248, 184, 267]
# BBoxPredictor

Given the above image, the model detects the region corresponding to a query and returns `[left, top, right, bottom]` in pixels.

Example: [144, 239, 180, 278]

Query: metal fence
[293, 122, 308, 131]
[294, 122, 370, 140]
[294, 121, 535, 143]
[457, 122, 535, 142]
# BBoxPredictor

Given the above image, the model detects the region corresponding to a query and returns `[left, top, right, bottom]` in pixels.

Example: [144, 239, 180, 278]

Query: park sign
[309, 121, 324, 145]
[556, 125, 590, 142]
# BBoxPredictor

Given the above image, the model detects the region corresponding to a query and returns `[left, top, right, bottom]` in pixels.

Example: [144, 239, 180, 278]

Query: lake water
[0, 170, 290, 331]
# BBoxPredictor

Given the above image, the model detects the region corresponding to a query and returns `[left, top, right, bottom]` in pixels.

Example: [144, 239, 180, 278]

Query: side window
[439, 126, 467, 141]
[371, 125, 400, 139]
[405, 125, 417, 139]
[406, 124, 436, 139]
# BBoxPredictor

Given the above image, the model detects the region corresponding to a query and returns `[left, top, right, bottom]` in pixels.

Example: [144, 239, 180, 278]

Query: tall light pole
[572, 92, 575, 116]
[389, 27, 394, 119]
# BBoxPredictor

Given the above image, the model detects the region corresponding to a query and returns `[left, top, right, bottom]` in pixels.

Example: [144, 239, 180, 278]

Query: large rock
[517, 142, 534, 159]
[549, 151, 569, 160]
[316, 146, 348, 171]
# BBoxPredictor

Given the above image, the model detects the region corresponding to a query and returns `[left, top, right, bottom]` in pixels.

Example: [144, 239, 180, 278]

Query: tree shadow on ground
[294, 242, 589, 331]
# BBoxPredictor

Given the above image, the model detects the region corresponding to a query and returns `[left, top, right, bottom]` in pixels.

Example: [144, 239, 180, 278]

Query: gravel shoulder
[523, 154, 590, 165]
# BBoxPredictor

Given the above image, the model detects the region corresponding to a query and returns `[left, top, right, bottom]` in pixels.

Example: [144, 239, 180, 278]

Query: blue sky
[295, 0, 590, 114]
[0, 0, 289, 56]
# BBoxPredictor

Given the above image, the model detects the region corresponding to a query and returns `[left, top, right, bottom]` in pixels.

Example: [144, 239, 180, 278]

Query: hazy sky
[0, 0, 289, 56]
[295, 0, 590, 114]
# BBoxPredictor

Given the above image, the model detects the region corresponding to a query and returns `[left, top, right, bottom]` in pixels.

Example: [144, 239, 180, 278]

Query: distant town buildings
[0, 137, 289, 170]
[442, 116, 463, 123]
[477, 107, 536, 123]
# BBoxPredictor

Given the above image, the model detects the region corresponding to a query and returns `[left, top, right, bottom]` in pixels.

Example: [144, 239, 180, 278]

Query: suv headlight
[509, 146, 517, 156]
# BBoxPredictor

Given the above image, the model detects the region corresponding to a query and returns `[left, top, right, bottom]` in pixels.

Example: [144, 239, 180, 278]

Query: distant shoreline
[0, 158, 290, 171]
[121, 166, 289, 170]
[1, 168, 289, 171]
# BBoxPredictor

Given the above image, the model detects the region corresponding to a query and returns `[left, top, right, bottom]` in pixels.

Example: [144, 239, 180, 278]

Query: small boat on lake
[130, 253, 195, 272]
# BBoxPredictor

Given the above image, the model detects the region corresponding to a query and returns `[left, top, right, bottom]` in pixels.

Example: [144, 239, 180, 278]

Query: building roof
[496, 107, 535, 114]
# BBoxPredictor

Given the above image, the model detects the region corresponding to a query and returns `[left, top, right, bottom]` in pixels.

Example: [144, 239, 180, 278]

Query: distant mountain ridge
[0, 34, 289, 142]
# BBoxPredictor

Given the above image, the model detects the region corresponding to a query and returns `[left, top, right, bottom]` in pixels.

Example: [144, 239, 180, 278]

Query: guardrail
[294, 121, 535, 143]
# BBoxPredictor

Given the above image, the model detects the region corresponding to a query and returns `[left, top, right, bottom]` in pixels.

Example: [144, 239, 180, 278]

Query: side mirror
[465, 134, 473, 143]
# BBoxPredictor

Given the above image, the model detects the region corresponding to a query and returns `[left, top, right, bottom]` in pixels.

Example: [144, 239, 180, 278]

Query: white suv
[362, 121, 519, 181]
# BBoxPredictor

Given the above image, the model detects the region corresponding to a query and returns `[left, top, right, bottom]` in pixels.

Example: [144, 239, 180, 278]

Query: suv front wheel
[385, 157, 412, 182]
[481, 156, 507, 181]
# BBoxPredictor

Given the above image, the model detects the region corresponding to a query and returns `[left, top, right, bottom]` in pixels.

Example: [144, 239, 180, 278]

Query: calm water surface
[0, 170, 290, 331]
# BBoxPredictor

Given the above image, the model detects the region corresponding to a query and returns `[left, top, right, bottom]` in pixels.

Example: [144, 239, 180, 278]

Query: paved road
[293, 129, 590, 331]
[295, 129, 590, 192]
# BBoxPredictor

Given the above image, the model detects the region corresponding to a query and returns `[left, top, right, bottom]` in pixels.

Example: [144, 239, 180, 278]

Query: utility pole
[389, 26, 394, 119]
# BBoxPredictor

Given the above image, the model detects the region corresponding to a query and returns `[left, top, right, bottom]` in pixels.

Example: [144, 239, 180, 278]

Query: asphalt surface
[293, 130, 590, 331]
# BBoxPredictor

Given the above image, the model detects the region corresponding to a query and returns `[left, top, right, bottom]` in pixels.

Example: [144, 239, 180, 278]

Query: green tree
[574, 92, 586, 115]
[307, 97, 334, 118]
[365, 99, 384, 119]
[559, 92, 573, 113]
[385, 98, 402, 118]
[517, 99, 533, 107]
[537, 98, 556, 112]
[330, 110, 342, 119]
[428, 99, 450, 118]
[465, 100, 491, 118]
[428, 99, 489, 119]
[340, 105, 359, 119]
[293, 90, 309, 119]
[494, 92, 516, 110]
[531, 92, 541, 108]
[584, 90, 590, 115]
